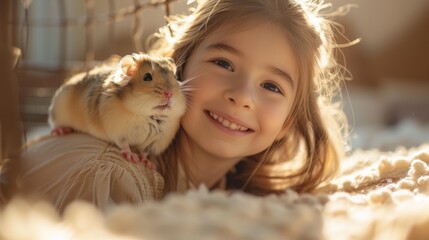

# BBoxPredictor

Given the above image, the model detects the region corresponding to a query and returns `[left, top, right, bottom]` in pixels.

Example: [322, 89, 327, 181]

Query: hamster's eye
[143, 73, 152, 81]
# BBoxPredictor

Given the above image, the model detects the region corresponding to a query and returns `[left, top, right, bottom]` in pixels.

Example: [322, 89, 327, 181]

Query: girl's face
[181, 20, 298, 161]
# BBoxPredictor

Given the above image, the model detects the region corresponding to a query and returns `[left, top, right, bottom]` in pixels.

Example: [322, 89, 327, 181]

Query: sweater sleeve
[20, 133, 165, 212]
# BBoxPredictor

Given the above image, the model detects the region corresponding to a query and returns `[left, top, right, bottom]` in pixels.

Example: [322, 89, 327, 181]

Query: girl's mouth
[205, 110, 253, 133]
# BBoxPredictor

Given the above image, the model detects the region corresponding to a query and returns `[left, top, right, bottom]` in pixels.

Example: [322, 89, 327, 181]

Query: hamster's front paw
[51, 127, 75, 136]
[140, 153, 157, 170]
[121, 150, 140, 163]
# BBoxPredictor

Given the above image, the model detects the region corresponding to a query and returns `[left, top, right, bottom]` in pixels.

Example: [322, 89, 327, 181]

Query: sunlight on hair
[318, 41, 329, 69]
[150, 12, 196, 57]
[297, 0, 360, 70]
[296, 0, 329, 68]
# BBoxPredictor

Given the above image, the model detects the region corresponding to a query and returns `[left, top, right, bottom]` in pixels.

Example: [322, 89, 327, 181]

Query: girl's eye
[143, 73, 152, 81]
[261, 82, 283, 94]
[212, 59, 233, 72]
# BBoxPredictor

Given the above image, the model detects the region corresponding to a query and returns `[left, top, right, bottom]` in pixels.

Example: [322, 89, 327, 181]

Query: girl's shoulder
[19, 133, 165, 211]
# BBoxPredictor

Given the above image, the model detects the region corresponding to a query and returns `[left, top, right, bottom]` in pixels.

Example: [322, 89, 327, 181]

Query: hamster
[48, 53, 186, 168]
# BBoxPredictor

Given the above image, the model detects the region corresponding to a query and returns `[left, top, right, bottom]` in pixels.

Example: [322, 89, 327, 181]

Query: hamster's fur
[48, 53, 186, 163]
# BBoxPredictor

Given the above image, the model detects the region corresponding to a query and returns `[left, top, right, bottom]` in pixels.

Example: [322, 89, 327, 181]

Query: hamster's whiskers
[179, 73, 205, 86]
[180, 86, 197, 93]
[184, 99, 195, 112]
[180, 90, 196, 110]
[179, 74, 208, 113]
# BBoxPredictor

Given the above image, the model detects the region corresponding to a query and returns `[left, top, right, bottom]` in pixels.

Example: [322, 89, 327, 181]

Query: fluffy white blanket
[0, 143, 428, 240]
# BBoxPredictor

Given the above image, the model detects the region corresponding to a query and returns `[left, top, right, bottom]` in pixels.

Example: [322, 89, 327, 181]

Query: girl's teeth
[208, 111, 248, 132]
[222, 119, 230, 127]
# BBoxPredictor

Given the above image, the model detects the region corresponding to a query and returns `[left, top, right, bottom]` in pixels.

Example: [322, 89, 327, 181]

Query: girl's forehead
[209, 17, 271, 37]
[204, 20, 292, 52]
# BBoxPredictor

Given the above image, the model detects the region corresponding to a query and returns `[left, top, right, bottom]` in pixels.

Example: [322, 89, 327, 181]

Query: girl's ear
[119, 55, 138, 77]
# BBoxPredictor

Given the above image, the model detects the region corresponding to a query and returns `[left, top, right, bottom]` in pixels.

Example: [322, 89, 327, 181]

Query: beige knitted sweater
[20, 133, 177, 211]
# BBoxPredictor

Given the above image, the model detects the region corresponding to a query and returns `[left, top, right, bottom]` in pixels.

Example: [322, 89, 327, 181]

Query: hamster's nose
[164, 90, 173, 99]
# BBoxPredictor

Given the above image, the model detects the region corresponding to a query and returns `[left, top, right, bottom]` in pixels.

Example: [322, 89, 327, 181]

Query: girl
[17, 0, 348, 211]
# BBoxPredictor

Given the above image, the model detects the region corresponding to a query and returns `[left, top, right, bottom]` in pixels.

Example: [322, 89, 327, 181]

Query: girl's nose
[223, 85, 255, 110]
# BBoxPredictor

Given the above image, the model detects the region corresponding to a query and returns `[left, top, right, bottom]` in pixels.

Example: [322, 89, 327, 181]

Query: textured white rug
[1, 143, 429, 240]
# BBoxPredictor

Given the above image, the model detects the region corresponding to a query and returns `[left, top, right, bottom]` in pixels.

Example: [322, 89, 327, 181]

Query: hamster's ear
[165, 57, 175, 65]
[164, 57, 177, 72]
[120, 55, 138, 77]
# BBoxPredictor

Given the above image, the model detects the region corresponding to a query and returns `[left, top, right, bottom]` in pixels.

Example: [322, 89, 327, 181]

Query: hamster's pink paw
[51, 127, 75, 136]
[140, 153, 157, 170]
[141, 159, 157, 171]
[121, 151, 139, 163]
[139, 152, 148, 161]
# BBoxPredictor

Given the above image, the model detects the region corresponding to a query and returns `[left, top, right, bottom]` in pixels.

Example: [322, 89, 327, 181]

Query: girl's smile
[205, 110, 254, 136]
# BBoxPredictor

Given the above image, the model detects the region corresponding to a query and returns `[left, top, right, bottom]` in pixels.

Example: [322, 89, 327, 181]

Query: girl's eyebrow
[206, 42, 243, 56]
[206, 42, 294, 90]
[269, 66, 295, 90]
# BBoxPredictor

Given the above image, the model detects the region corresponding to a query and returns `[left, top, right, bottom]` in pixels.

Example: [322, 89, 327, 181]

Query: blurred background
[11, 0, 429, 151]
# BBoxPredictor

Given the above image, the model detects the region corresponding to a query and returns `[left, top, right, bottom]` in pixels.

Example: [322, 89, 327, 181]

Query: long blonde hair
[150, 0, 350, 194]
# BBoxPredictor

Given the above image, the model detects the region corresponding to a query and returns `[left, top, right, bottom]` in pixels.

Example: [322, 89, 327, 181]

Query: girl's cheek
[261, 95, 285, 109]
[195, 74, 224, 90]
[263, 98, 291, 119]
